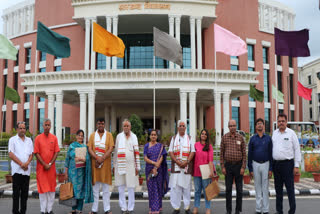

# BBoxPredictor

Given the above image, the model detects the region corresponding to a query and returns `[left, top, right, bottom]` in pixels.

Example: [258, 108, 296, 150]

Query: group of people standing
[8, 112, 301, 214]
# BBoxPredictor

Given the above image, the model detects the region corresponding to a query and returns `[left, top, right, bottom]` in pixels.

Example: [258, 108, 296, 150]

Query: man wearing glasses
[8, 121, 33, 214]
[34, 118, 60, 214]
[220, 120, 246, 214]
[272, 113, 301, 214]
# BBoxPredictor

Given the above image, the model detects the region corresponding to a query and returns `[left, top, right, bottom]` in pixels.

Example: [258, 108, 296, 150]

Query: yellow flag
[93, 22, 125, 58]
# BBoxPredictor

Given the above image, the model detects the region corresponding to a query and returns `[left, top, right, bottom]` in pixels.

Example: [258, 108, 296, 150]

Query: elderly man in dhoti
[169, 120, 195, 214]
[114, 119, 141, 214]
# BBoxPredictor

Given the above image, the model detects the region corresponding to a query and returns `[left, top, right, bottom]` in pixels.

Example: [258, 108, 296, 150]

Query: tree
[129, 114, 144, 140]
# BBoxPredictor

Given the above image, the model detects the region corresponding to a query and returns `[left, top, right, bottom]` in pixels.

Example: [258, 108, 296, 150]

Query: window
[249, 108, 256, 134]
[4, 59, 8, 68]
[232, 97, 239, 101]
[289, 56, 293, 68]
[26, 48, 31, 64]
[231, 56, 238, 59]
[290, 74, 294, 104]
[249, 94, 254, 102]
[264, 69, 269, 102]
[247, 45, 254, 61]
[96, 53, 106, 70]
[25, 93, 30, 103]
[2, 112, 6, 132]
[182, 45, 191, 69]
[3, 75, 7, 99]
[25, 70, 30, 74]
[308, 75, 312, 85]
[277, 71, 282, 92]
[40, 52, 46, 61]
[262, 47, 268, 64]
[248, 67, 254, 71]
[40, 68, 46, 73]
[318, 94, 320, 102]
[279, 109, 284, 114]
[264, 109, 270, 133]
[290, 110, 294, 121]
[232, 107, 240, 130]
[231, 65, 238, 70]
[38, 108, 45, 133]
[15, 51, 19, 66]
[39, 97, 45, 102]
[310, 99, 312, 105]
[24, 109, 30, 131]
[310, 108, 313, 119]
[277, 55, 281, 66]
[55, 66, 61, 72]
[14, 73, 18, 90]
[13, 110, 17, 129]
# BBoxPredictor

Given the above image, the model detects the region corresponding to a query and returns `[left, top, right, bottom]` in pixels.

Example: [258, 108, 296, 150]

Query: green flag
[272, 85, 284, 103]
[36, 21, 71, 58]
[249, 85, 264, 102]
[0, 34, 18, 60]
[5, 86, 21, 103]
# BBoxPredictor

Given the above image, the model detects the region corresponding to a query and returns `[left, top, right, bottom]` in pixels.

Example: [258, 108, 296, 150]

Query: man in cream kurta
[88, 118, 114, 214]
[169, 120, 195, 214]
[114, 119, 141, 214]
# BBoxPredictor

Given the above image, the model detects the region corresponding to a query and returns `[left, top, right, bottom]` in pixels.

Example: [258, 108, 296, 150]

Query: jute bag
[59, 182, 73, 201]
[205, 180, 220, 201]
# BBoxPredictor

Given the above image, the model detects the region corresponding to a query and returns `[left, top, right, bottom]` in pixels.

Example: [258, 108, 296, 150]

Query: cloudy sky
[0, 0, 319, 67]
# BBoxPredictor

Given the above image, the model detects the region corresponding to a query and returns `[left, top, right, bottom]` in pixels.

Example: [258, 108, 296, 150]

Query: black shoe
[235, 211, 241, 214]
[263, 213, 269, 214]
[172, 209, 180, 214]
[128, 211, 135, 214]
[105, 210, 112, 214]
[185, 209, 191, 214]
[256, 212, 261, 214]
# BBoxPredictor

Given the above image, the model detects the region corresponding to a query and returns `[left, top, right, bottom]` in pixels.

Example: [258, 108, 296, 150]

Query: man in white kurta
[169, 120, 195, 214]
[114, 119, 141, 214]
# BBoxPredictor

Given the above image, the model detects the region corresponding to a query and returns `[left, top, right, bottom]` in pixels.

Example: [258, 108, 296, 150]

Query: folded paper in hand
[200, 164, 211, 179]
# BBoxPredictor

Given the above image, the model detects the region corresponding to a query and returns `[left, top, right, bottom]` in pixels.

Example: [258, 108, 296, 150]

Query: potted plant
[139, 173, 144, 185]
[5, 157, 12, 183]
[311, 155, 320, 182]
[294, 171, 301, 183]
[243, 169, 251, 184]
[57, 168, 65, 183]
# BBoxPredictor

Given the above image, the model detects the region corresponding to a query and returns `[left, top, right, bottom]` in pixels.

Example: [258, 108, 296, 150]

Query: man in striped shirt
[220, 120, 246, 214]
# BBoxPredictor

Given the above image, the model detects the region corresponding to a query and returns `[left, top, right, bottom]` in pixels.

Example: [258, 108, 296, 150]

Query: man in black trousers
[8, 122, 34, 214]
[220, 120, 247, 214]
[272, 113, 301, 214]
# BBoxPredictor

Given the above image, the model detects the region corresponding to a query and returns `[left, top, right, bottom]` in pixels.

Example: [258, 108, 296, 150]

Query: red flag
[297, 81, 312, 101]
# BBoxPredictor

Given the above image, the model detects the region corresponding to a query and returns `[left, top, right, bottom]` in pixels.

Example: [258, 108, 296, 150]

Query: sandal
[88, 212, 97, 214]
[68, 211, 76, 214]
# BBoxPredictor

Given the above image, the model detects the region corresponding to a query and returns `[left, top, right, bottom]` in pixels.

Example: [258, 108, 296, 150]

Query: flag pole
[32, 50, 38, 141]
[1, 99, 6, 139]
[153, 55, 156, 130]
[214, 40, 218, 164]
[275, 55, 278, 124]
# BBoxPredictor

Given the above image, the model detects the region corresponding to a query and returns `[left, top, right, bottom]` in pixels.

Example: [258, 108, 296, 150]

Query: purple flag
[274, 28, 310, 57]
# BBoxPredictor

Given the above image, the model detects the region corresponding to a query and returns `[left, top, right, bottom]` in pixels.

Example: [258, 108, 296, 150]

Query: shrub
[129, 114, 143, 140]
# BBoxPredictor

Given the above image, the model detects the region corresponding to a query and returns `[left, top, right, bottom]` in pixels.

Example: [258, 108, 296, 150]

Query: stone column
[199, 104, 204, 130]
[21, 8, 26, 33]
[223, 92, 231, 135]
[56, 91, 64, 147]
[84, 18, 91, 70]
[175, 15, 181, 69]
[190, 17, 196, 69]
[169, 104, 175, 134]
[78, 91, 87, 140]
[112, 16, 118, 69]
[180, 90, 187, 126]
[214, 92, 221, 146]
[168, 15, 175, 69]
[106, 16, 112, 70]
[47, 93, 55, 134]
[30, 5, 34, 30]
[111, 104, 116, 132]
[196, 17, 202, 69]
[104, 105, 110, 131]
[90, 18, 97, 70]
[88, 90, 96, 135]
[189, 90, 197, 141]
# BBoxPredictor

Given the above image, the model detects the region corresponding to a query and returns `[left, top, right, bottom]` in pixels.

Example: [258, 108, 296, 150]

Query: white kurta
[168, 135, 195, 189]
[114, 133, 139, 188]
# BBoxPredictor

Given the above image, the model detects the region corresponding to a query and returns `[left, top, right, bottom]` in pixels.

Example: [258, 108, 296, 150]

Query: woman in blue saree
[144, 130, 169, 214]
[64, 129, 93, 214]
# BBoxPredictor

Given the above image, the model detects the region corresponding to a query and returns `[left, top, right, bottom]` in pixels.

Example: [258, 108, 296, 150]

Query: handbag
[59, 182, 73, 201]
[205, 180, 220, 201]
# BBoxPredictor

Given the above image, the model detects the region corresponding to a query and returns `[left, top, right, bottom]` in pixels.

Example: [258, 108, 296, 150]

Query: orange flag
[93, 22, 125, 58]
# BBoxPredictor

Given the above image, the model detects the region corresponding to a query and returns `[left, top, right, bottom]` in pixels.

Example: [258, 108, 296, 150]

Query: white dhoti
[39, 192, 55, 213]
[92, 182, 111, 212]
[169, 172, 192, 210]
[118, 185, 135, 211]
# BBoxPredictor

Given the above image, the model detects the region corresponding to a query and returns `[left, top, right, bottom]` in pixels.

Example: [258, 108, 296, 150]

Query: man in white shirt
[272, 113, 301, 214]
[8, 122, 33, 214]
[169, 120, 195, 214]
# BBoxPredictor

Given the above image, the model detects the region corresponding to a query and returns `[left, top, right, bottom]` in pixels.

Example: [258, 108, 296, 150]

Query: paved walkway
[1, 177, 319, 198]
